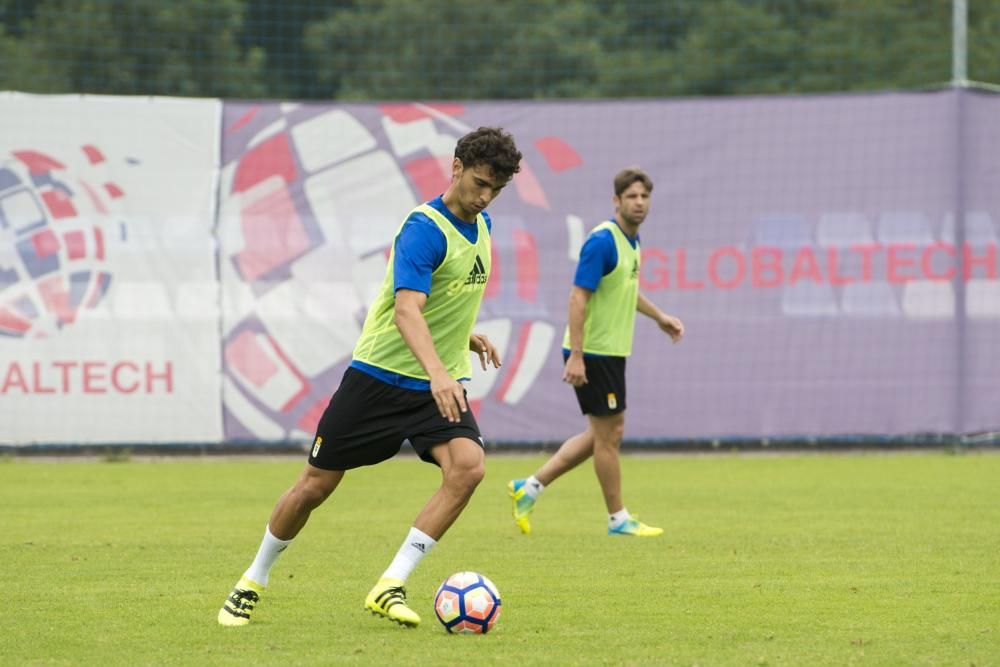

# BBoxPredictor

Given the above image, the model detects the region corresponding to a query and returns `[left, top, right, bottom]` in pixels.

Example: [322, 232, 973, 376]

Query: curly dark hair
[454, 127, 522, 183]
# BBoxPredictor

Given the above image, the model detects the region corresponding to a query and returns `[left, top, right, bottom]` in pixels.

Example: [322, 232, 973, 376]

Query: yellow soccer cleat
[364, 578, 420, 627]
[217, 576, 264, 626]
[507, 479, 535, 535]
[608, 516, 664, 537]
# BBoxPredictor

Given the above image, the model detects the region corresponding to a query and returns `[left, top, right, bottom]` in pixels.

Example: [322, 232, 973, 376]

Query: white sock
[382, 527, 437, 582]
[608, 508, 631, 530]
[524, 475, 545, 499]
[243, 525, 292, 586]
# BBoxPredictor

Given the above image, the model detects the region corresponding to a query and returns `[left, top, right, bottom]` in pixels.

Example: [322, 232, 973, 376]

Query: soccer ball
[433, 571, 502, 634]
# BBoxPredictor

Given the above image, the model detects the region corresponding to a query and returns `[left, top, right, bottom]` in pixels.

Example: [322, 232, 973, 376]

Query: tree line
[2, 0, 998, 101]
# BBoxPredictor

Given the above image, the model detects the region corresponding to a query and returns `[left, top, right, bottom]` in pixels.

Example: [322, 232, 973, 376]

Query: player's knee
[294, 476, 337, 510]
[466, 461, 486, 488]
[590, 413, 625, 444]
[445, 459, 485, 496]
[292, 486, 324, 512]
[613, 423, 625, 442]
[594, 429, 624, 450]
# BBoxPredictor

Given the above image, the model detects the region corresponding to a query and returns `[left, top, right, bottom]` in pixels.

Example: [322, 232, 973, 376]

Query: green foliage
[242, 0, 349, 99]
[665, 0, 801, 96]
[0, 0, 997, 100]
[2, 453, 999, 664]
[0, 0, 266, 97]
[303, 0, 611, 100]
[968, 0, 1000, 84]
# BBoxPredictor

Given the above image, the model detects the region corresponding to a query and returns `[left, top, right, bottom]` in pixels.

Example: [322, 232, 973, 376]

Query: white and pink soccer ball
[434, 571, 502, 634]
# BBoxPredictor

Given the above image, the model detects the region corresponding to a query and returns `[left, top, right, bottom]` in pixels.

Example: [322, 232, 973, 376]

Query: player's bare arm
[637, 291, 684, 343]
[394, 288, 467, 422]
[563, 286, 591, 387]
[469, 333, 502, 371]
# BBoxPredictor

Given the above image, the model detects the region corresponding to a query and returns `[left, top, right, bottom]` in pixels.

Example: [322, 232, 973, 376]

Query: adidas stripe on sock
[608, 509, 631, 530]
[382, 526, 437, 582]
[244, 525, 292, 586]
[525, 475, 545, 498]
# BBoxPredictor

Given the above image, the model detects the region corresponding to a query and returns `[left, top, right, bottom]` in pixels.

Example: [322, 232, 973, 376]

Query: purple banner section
[218, 91, 1000, 443]
[961, 92, 1000, 434]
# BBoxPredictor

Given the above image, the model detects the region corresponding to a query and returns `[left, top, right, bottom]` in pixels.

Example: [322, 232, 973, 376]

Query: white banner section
[0, 94, 222, 444]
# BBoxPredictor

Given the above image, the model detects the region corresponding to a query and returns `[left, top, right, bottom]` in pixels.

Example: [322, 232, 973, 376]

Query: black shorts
[566, 353, 627, 416]
[308, 367, 483, 471]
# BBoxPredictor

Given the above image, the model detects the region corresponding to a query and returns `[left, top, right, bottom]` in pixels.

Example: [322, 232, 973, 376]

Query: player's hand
[430, 368, 466, 423]
[470, 332, 502, 371]
[562, 353, 588, 387]
[658, 314, 684, 343]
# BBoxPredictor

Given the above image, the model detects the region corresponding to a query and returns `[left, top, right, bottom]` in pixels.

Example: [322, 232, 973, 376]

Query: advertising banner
[218, 93, 1000, 442]
[0, 94, 222, 443]
[3, 91, 998, 445]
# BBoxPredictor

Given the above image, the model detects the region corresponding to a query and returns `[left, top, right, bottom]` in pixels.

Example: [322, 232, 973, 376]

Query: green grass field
[2, 451, 998, 666]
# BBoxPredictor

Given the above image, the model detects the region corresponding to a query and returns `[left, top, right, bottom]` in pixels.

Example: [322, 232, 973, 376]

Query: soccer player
[507, 167, 684, 537]
[218, 127, 523, 628]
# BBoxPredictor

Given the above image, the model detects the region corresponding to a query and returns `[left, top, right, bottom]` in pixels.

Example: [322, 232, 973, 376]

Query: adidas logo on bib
[464, 255, 488, 286]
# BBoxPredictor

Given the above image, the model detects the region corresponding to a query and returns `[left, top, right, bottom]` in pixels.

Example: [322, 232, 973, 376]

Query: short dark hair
[454, 127, 522, 184]
[613, 167, 653, 197]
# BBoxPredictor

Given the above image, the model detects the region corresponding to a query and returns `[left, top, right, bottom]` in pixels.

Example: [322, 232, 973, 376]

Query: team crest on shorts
[607, 393, 617, 410]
